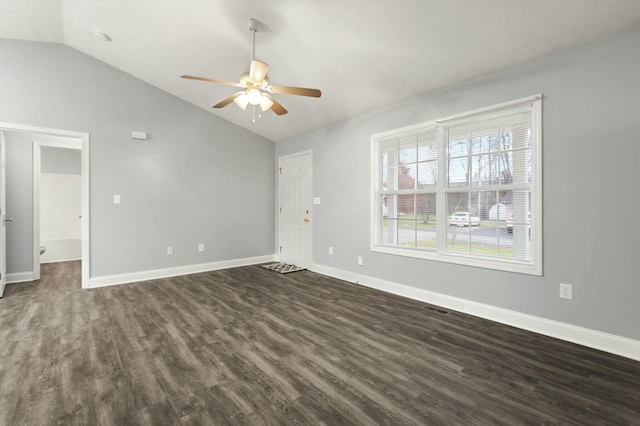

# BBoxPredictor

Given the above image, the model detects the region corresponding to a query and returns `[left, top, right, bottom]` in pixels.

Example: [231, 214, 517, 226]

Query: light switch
[113, 195, 121, 204]
[313, 197, 321, 205]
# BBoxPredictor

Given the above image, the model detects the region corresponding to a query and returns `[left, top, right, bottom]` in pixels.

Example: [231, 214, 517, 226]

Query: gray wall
[0, 39, 275, 277]
[276, 27, 640, 341]
[41, 147, 81, 175]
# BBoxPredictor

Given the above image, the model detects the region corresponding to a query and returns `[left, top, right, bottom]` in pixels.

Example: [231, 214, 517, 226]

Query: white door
[0, 132, 7, 296]
[278, 153, 312, 268]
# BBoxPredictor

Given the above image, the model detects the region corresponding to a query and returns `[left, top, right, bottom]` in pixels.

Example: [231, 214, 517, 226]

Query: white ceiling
[2, 1, 640, 142]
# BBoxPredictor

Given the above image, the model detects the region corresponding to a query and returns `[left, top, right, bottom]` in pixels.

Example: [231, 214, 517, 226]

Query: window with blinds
[371, 96, 542, 275]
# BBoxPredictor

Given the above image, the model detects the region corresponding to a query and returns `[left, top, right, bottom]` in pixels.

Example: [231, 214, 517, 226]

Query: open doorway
[34, 141, 82, 278]
[0, 122, 89, 289]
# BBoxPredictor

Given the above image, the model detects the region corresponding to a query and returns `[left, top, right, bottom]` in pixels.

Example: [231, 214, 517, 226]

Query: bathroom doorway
[34, 141, 82, 277]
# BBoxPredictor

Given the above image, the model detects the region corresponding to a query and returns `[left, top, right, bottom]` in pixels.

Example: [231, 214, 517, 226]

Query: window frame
[370, 95, 542, 275]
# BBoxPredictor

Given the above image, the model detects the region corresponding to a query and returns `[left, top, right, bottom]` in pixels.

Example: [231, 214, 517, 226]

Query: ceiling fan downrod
[249, 18, 260, 60]
[250, 18, 262, 123]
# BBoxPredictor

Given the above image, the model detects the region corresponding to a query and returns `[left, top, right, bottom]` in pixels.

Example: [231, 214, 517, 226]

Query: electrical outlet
[167, 246, 173, 255]
[559, 283, 573, 300]
[198, 243, 205, 252]
[357, 256, 364, 266]
[329, 246, 333, 255]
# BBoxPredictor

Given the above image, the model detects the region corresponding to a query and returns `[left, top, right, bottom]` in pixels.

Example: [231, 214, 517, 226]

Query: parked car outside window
[507, 212, 531, 233]
[449, 212, 481, 227]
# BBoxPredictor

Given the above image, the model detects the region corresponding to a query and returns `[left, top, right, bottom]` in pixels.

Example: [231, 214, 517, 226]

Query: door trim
[0, 132, 6, 296]
[0, 122, 90, 289]
[277, 150, 313, 266]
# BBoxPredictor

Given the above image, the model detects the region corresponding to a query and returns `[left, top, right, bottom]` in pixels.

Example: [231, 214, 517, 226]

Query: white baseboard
[7, 271, 35, 284]
[310, 263, 640, 362]
[89, 255, 276, 289]
[41, 257, 82, 264]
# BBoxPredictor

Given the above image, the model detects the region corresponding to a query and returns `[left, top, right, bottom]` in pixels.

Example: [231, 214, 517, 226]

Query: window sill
[371, 244, 542, 276]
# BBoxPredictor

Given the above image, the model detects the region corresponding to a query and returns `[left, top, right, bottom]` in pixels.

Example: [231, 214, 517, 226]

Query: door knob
[304, 218, 309, 223]
[4, 217, 12, 222]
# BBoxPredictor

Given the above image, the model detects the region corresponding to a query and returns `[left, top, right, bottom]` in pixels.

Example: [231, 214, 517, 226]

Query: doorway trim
[277, 149, 313, 268]
[0, 122, 90, 289]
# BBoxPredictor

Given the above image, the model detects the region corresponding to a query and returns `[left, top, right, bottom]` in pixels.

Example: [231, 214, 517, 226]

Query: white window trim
[370, 95, 542, 276]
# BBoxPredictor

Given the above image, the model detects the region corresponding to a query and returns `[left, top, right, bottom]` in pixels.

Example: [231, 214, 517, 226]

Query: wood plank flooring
[0, 261, 638, 425]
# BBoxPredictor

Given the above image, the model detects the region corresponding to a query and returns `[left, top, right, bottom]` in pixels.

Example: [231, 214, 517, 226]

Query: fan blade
[270, 99, 288, 116]
[269, 85, 321, 98]
[181, 75, 242, 87]
[249, 60, 269, 84]
[213, 93, 242, 109]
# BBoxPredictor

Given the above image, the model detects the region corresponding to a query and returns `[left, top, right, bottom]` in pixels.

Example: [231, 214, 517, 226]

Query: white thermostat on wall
[131, 131, 148, 140]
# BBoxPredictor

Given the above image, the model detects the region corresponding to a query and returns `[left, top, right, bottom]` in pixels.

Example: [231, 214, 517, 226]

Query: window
[371, 96, 542, 275]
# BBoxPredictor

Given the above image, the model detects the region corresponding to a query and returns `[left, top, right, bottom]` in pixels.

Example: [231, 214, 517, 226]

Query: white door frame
[277, 150, 313, 267]
[0, 132, 7, 297]
[0, 122, 90, 289]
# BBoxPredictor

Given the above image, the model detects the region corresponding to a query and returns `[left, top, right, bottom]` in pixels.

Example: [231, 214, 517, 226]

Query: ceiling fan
[181, 18, 321, 118]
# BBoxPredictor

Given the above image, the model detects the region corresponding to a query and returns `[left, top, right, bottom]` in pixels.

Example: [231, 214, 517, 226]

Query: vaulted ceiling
[2, 1, 640, 141]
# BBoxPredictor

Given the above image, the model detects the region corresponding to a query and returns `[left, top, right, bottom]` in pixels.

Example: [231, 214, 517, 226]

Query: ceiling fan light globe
[246, 89, 262, 105]
[233, 93, 249, 110]
[260, 95, 274, 111]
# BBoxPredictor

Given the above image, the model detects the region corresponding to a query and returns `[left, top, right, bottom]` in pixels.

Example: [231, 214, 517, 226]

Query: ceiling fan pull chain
[252, 105, 256, 123]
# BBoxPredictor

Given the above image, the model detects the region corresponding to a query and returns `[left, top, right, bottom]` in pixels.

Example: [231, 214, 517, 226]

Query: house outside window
[371, 95, 542, 275]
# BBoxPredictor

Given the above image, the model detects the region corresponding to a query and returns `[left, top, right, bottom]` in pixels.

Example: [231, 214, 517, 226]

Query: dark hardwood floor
[0, 261, 638, 425]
